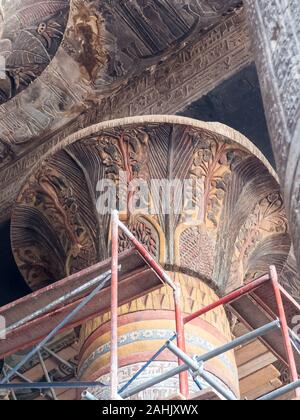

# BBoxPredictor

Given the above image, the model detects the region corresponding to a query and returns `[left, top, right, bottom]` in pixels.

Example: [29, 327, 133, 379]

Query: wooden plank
[230, 295, 300, 369]
[243, 378, 282, 400]
[240, 365, 280, 395]
[238, 352, 277, 379]
[229, 282, 300, 372]
[56, 389, 77, 400]
[233, 322, 249, 338]
[0, 250, 164, 359]
[235, 340, 269, 366]
[254, 283, 300, 326]
[168, 389, 222, 401]
[0, 250, 139, 326]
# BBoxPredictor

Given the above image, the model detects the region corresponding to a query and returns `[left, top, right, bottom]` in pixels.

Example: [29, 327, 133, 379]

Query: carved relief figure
[0, 0, 70, 104]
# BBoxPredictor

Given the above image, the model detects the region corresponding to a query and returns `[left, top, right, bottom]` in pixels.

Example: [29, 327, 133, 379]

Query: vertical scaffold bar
[110, 210, 119, 400]
[118, 219, 187, 396]
[174, 285, 189, 398]
[270, 265, 300, 398]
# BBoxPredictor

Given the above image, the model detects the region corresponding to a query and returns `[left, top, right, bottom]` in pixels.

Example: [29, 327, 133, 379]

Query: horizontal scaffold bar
[120, 320, 279, 399]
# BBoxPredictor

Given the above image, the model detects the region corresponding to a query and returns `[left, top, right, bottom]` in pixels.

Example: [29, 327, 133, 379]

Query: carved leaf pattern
[11, 121, 291, 296]
[229, 192, 288, 289]
[189, 131, 245, 227]
[118, 218, 158, 258]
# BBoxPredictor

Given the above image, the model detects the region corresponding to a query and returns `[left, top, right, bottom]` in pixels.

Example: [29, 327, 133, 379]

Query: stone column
[244, 1, 300, 273]
[78, 273, 238, 399]
[10, 116, 291, 399]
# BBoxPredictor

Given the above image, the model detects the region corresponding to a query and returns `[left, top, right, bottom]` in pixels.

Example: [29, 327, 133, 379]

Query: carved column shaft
[244, 0, 300, 273]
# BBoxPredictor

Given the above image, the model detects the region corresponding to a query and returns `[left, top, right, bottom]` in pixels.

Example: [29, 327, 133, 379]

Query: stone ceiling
[0, 0, 70, 104]
[0, 0, 299, 347]
[0, 0, 243, 223]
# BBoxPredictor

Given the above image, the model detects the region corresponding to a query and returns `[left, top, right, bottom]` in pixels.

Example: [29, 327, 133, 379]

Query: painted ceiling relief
[0, 0, 70, 104]
[91, 0, 242, 89]
[0, 2, 249, 225]
[11, 117, 290, 294]
[0, 1, 243, 165]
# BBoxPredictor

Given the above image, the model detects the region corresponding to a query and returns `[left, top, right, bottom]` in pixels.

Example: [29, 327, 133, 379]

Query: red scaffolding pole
[1, 209, 299, 400]
[110, 210, 119, 400]
[270, 265, 300, 398]
[117, 217, 189, 398]
[173, 284, 189, 398]
[182, 265, 299, 399]
[184, 273, 270, 325]
[109, 213, 299, 400]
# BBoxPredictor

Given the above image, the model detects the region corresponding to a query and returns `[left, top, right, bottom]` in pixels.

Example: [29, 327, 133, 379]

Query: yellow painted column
[78, 273, 239, 400]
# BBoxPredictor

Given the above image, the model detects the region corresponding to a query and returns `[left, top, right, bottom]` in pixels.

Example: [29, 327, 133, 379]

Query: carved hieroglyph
[11, 116, 289, 294]
[0, 3, 252, 223]
[244, 1, 300, 277]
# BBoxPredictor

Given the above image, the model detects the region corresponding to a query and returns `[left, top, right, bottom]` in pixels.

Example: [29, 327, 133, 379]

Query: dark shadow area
[180, 63, 275, 167]
[0, 221, 31, 306]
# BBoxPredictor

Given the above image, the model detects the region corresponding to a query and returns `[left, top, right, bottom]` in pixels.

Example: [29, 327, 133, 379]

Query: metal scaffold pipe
[110, 210, 120, 400]
[37, 350, 58, 401]
[194, 320, 280, 364]
[1, 269, 113, 337]
[0, 382, 108, 391]
[120, 320, 279, 399]
[173, 283, 189, 398]
[166, 342, 237, 400]
[257, 379, 300, 401]
[1, 272, 112, 385]
[270, 265, 300, 398]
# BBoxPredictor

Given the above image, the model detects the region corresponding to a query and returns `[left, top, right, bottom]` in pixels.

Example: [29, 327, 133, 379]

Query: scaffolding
[0, 210, 300, 401]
